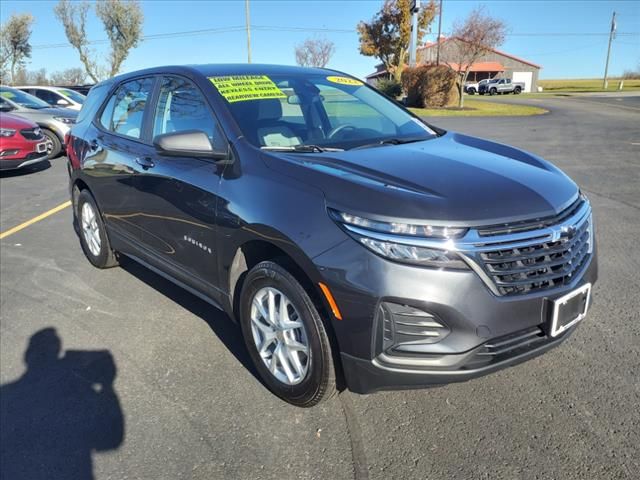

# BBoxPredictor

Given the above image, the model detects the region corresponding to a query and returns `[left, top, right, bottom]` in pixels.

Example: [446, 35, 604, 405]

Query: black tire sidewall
[77, 191, 113, 268]
[239, 262, 332, 406]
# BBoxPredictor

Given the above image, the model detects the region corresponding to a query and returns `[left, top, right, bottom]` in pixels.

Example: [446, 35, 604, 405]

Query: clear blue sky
[1, 0, 639, 80]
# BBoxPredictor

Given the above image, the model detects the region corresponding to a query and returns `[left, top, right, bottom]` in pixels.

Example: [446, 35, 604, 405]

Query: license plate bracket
[549, 283, 591, 337]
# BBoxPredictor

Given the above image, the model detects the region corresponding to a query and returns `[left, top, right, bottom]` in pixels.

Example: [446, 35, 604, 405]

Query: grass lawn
[408, 99, 547, 117]
[538, 78, 640, 92]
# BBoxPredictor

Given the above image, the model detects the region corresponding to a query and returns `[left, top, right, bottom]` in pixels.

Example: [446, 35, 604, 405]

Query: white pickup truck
[478, 78, 525, 95]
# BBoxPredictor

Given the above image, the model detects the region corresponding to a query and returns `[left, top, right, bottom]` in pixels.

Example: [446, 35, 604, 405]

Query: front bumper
[341, 323, 576, 394]
[314, 236, 598, 394]
[0, 152, 49, 170]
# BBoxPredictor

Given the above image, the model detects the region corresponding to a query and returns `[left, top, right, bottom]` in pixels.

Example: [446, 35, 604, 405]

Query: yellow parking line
[0, 201, 71, 240]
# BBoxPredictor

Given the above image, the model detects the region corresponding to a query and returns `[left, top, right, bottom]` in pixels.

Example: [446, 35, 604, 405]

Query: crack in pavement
[339, 392, 369, 480]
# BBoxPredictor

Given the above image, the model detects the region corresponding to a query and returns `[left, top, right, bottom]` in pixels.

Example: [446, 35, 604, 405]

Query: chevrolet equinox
[67, 65, 597, 407]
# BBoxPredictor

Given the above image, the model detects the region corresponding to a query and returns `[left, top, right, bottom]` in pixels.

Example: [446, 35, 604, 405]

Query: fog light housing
[378, 302, 450, 353]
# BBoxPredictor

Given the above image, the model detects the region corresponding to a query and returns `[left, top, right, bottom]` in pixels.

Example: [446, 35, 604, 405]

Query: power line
[30, 24, 640, 51]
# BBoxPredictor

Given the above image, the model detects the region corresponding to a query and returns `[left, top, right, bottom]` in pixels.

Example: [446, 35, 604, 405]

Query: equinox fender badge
[183, 235, 212, 254]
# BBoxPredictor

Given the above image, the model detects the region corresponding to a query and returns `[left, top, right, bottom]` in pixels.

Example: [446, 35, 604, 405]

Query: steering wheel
[327, 124, 357, 139]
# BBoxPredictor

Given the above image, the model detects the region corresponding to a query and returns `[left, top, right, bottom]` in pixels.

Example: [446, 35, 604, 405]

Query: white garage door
[512, 71, 533, 93]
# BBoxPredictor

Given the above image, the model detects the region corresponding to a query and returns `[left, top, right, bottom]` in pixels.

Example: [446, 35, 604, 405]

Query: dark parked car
[67, 65, 597, 406]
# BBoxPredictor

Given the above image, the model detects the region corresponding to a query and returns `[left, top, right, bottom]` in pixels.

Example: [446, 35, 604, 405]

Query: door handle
[135, 157, 155, 169]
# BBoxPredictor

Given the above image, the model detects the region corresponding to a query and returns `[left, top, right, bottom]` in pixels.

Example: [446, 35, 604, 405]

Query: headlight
[328, 209, 467, 238]
[357, 236, 469, 269]
[329, 208, 470, 269]
[0, 128, 16, 137]
[54, 116, 76, 124]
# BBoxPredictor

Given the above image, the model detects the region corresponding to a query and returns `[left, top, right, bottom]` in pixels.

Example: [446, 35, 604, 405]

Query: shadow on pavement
[118, 256, 261, 384]
[0, 328, 124, 480]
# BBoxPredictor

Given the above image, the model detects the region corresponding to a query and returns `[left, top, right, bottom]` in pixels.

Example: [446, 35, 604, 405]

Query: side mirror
[0, 103, 14, 112]
[153, 130, 228, 160]
[57, 98, 71, 106]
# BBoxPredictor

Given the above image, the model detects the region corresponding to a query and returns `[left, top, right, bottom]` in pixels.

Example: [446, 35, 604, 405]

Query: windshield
[59, 88, 86, 104]
[0, 87, 50, 109]
[211, 73, 436, 150]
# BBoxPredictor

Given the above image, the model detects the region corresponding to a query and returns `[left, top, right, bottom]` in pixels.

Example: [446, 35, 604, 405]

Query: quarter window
[152, 77, 224, 149]
[100, 77, 154, 139]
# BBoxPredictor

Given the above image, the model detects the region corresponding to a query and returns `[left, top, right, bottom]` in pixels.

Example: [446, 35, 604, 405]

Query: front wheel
[239, 261, 337, 407]
[468, 88, 476, 95]
[42, 129, 61, 159]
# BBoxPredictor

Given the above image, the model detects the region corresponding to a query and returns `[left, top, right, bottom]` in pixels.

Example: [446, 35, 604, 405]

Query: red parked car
[0, 113, 49, 171]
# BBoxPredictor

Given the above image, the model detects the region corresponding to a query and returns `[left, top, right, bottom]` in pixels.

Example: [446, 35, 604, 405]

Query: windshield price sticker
[326, 76, 364, 86]
[209, 75, 286, 103]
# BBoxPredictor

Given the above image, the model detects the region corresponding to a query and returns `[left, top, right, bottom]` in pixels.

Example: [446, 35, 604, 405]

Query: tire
[239, 261, 337, 407]
[76, 189, 119, 268]
[490, 88, 497, 96]
[514, 87, 522, 94]
[468, 88, 476, 95]
[42, 129, 62, 159]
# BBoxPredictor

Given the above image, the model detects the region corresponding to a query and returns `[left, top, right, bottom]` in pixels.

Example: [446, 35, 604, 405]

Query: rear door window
[99, 77, 154, 139]
[34, 89, 58, 105]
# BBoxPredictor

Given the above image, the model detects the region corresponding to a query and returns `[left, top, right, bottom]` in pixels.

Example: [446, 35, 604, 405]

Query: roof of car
[97, 63, 348, 87]
[14, 85, 74, 91]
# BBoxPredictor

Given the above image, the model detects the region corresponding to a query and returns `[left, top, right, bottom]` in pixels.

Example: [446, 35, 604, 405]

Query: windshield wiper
[261, 145, 344, 153]
[350, 137, 430, 151]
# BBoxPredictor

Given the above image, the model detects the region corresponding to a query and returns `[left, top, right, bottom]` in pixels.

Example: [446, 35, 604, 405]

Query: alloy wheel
[250, 287, 310, 385]
[81, 202, 101, 256]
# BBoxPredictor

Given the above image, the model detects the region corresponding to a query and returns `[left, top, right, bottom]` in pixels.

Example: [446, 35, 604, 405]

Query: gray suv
[67, 65, 597, 407]
[0, 86, 77, 158]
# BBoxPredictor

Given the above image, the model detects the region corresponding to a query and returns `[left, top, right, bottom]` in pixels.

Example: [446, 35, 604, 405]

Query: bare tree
[449, 7, 506, 107]
[0, 13, 34, 84]
[51, 67, 87, 85]
[294, 37, 336, 68]
[54, 0, 143, 82]
[28, 68, 50, 85]
[95, 0, 143, 77]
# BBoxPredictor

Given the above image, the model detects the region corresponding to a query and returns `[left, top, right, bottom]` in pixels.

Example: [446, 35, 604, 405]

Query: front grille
[477, 213, 592, 296]
[20, 128, 43, 140]
[463, 326, 551, 370]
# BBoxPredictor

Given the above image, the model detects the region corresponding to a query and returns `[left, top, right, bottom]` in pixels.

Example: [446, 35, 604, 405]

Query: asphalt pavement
[1, 95, 639, 480]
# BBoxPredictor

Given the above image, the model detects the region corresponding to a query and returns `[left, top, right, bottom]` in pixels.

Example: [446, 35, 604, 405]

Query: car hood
[263, 131, 579, 226]
[0, 112, 39, 130]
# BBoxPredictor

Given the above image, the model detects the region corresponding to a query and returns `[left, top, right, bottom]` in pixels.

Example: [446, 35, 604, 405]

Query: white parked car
[16, 86, 86, 111]
[464, 79, 490, 95]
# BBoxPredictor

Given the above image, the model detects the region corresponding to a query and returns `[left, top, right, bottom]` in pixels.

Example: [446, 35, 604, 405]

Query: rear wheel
[514, 86, 522, 94]
[468, 88, 476, 95]
[41, 129, 61, 159]
[76, 190, 118, 268]
[239, 261, 337, 407]
[490, 88, 497, 95]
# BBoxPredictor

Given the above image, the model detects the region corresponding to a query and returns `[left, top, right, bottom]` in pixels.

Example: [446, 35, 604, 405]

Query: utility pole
[245, 0, 252, 63]
[436, 0, 443, 65]
[602, 11, 616, 90]
[408, 0, 420, 67]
